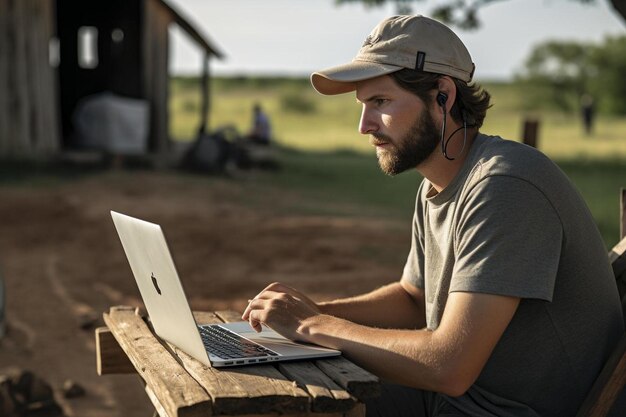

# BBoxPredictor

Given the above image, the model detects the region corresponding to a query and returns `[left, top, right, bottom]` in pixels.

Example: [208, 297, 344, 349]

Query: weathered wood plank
[24, 0, 56, 155]
[171, 311, 309, 415]
[13, 0, 30, 154]
[0, 0, 8, 154]
[101, 307, 373, 415]
[278, 361, 355, 413]
[315, 359, 380, 402]
[143, 0, 171, 155]
[609, 236, 626, 266]
[104, 306, 212, 417]
[31, 0, 58, 154]
[577, 233, 626, 416]
[610, 236, 626, 301]
[214, 310, 359, 413]
[24, 0, 38, 153]
[3, 0, 19, 154]
[95, 327, 136, 375]
[146, 384, 176, 417]
[576, 335, 626, 417]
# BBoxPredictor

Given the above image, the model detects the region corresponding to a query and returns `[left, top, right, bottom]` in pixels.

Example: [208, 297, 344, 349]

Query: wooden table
[95, 306, 380, 417]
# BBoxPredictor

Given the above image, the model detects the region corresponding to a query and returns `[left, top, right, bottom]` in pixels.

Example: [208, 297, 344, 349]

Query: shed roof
[158, 0, 224, 59]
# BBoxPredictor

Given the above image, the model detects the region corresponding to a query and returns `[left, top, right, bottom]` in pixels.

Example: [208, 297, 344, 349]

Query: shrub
[279, 91, 317, 114]
[181, 98, 198, 113]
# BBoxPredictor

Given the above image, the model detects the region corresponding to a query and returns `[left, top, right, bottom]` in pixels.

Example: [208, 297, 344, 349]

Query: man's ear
[436, 76, 457, 113]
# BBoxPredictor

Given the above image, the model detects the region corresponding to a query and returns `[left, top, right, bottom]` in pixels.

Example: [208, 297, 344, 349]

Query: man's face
[356, 76, 440, 175]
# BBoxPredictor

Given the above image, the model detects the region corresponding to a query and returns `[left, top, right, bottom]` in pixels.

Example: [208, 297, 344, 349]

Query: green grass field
[169, 76, 626, 247]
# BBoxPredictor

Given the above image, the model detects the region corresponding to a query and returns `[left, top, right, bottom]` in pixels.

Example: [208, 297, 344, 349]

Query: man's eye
[375, 99, 388, 106]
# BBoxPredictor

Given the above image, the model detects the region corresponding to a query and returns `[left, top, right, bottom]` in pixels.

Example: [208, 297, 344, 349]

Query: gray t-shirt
[401, 134, 624, 417]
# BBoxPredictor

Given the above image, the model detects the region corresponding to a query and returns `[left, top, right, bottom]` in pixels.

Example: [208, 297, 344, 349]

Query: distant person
[581, 93, 595, 136]
[247, 103, 272, 145]
[242, 15, 624, 417]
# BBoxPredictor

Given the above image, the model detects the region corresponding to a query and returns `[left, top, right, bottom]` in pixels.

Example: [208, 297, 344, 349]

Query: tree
[515, 41, 593, 112]
[335, 0, 626, 29]
[515, 35, 626, 115]
[589, 35, 626, 114]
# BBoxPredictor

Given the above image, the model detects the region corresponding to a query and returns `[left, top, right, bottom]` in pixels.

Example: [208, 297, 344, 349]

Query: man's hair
[389, 69, 491, 128]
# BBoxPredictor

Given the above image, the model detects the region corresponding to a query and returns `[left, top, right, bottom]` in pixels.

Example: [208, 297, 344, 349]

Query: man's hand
[243, 283, 520, 396]
[242, 282, 321, 341]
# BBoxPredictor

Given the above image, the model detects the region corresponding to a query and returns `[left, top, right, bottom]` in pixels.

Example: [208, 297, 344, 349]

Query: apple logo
[151, 273, 162, 295]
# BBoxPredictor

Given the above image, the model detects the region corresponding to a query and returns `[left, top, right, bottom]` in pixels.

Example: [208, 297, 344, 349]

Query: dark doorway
[56, 0, 143, 149]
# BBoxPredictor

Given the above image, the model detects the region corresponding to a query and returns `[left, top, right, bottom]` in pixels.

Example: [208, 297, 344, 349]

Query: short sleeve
[401, 210, 425, 289]
[451, 176, 563, 301]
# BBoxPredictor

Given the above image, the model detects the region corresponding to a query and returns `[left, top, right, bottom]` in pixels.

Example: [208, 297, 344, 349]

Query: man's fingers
[248, 311, 263, 332]
[251, 282, 282, 300]
[267, 283, 303, 298]
[242, 296, 267, 320]
[242, 299, 262, 331]
[242, 299, 251, 320]
[253, 282, 299, 300]
[242, 285, 314, 335]
[242, 297, 273, 332]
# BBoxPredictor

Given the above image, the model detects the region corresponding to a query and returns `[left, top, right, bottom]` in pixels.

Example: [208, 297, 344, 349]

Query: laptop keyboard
[198, 325, 279, 359]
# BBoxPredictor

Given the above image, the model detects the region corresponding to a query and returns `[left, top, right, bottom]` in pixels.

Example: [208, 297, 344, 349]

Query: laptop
[110, 211, 340, 367]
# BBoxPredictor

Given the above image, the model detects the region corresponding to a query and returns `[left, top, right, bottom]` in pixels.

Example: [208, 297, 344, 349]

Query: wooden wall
[143, 0, 172, 155]
[0, 0, 59, 157]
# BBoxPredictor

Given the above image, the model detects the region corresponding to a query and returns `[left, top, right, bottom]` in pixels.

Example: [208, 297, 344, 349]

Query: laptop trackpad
[220, 321, 339, 356]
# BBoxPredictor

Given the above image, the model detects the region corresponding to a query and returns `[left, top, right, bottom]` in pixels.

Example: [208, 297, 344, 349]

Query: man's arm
[318, 281, 426, 329]
[245, 281, 425, 330]
[244, 289, 519, 397]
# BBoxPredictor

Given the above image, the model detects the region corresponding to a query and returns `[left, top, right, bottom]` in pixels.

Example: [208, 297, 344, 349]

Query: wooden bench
[96, 307, 380, 417]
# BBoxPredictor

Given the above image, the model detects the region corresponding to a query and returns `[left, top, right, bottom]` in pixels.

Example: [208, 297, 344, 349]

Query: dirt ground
[0, 168, 409, 416]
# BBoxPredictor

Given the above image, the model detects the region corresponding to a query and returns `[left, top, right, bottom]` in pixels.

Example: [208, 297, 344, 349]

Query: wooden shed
[0, 0, 222, 159]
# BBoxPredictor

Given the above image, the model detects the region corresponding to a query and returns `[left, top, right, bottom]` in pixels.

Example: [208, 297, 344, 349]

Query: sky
[166, 0, 625, 81]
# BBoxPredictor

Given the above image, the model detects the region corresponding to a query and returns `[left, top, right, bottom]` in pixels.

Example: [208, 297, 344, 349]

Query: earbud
[436, 92, 448, 108]
[438, 91, 450, 160]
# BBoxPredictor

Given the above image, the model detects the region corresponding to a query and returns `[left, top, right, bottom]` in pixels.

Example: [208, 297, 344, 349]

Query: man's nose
[358, 107, 377, 135]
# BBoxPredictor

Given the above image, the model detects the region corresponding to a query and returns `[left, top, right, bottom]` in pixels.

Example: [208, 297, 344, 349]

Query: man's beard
[372, 109, 440, 176]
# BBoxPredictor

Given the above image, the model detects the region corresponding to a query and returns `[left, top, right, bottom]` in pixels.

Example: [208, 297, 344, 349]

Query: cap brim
[311, 61, 402, 95]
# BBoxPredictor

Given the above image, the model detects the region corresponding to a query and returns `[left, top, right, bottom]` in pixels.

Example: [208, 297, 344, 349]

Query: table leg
[145, 384, 170, 417]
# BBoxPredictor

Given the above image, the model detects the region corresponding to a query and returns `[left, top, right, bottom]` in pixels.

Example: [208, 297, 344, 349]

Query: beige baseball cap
[311, 15, 475, 95]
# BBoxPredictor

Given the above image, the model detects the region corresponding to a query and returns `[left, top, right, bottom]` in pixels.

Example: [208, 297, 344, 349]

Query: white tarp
[73, 92, 149, 154]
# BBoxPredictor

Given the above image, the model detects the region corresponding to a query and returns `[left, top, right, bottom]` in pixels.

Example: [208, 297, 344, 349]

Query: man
[581, 93, 595, 136]
[247, 103, 272, 145]
[242, 15, 624, 416]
